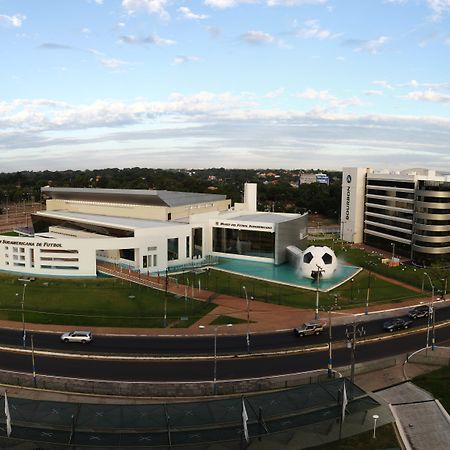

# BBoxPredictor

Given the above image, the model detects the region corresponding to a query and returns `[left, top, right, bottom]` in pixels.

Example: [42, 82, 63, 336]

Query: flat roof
[231, 212, 303, 224]
[41, 187, 227, 208]
[34, 210, 183, 231]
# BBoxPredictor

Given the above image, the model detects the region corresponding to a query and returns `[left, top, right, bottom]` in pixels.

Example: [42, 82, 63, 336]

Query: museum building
[0, 184, 307, 277]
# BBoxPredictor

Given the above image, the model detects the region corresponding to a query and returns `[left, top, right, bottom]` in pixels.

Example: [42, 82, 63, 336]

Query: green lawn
[0, 275, 215, 328]
[174, 266, 421, 311]
[414, 366, 450, 413]
[210, 315, 249, 325]
[309, 423, 400, 449]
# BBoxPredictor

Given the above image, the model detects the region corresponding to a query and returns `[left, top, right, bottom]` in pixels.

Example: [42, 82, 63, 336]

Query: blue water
[216, 258, 361, 292]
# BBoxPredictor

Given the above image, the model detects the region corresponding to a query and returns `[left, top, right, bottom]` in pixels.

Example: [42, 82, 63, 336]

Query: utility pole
[345, 321, 366, 383]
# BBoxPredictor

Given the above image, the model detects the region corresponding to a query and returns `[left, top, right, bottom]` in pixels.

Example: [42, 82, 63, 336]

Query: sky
[1, 0, 450, 173]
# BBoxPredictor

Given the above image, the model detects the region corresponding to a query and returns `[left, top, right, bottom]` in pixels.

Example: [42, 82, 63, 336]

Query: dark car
[408, 305, 430, 319]
[383, 317, 413, 332]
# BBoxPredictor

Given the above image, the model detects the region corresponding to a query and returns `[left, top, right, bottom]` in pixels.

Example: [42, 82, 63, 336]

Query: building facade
[341, 168, 450, 265]
[0, 184, 308, 277]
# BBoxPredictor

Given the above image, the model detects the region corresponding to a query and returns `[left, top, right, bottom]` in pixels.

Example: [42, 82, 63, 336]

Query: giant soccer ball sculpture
[300, 245, 337, 280]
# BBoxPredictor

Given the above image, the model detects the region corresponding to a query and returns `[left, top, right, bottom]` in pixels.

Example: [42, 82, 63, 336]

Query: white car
[60, 331, 93, 343]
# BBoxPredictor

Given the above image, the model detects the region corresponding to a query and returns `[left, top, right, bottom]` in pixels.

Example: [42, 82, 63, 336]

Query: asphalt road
[3, 303, 448, 356]
[1, 323, 449, 382]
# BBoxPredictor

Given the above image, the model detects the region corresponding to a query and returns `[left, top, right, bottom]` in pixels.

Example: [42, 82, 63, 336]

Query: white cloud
[372, 80, 394, 89]
[205, 0, 326, 8]
[365, 90, 383, 96]
[296, 88, 363, 108]
[445, 37, 450, 45]
[267, 0, 327, 6]
[0, 14, 26, 28]
[178, 6, 209, 20]
[120, 33, 176, 45]
[404, 89, 450, 102]
[205, 26, 222, 37]
[204, 0, 240, 8]
[241, 30, 277, 44]
[296, 19, 335, 40]
[99, 57, 128, 69]
[1, 94, 450, 171]
[173, 55, 202, 64]
[121, 0, 170, 19]
[427, 0, 450, 19]
[356, 36, 389, 54]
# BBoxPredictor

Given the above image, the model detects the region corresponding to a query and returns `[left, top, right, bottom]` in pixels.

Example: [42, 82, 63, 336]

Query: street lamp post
[365, 269, 372, 315]
[391, 242, 395, 261]
[423, 272, 435, 354]
[315, 265, 323, 320]
[20, 283, 28, 348]
[372, 414, 379, 439]
[242, 286, 251, 353]
[441, 278, 448, 299]
[199, 323, 233, 394]
[323, 304, 340, 378]
[345, 321, 366, 383]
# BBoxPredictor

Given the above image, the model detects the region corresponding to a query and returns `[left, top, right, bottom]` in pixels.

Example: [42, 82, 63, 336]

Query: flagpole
[4, 390, 11, 438]
[339, 379, 348, 440]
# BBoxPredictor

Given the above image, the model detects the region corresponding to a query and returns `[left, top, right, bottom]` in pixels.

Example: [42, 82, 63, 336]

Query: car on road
[294, 321, 324, 337]
[60, 331, 93, 343]
[408, 305, 430, 319]
[382, 317, 413, 332]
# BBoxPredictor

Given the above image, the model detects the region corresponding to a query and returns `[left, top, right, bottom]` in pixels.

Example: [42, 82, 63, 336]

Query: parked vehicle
[382, 318, 413, 332]
[408, 305, 430, 319]
[294, 322, 324, 337]
[60, 331, 93, 343]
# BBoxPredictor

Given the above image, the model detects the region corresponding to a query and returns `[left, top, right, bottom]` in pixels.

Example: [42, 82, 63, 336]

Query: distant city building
[0, 184, 307, 277]
[300, 173, 329, 185]
[341, 167, 450, 265]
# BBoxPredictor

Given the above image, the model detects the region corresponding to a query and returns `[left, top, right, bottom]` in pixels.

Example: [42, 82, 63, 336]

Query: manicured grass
[0, 231, 19, 236]
[309, 423, 400, 450]
[414, 366, 450, 413]
[210, 315, 249, 325]
[174, 266, 421, 311]
[0, 275, 215, 328]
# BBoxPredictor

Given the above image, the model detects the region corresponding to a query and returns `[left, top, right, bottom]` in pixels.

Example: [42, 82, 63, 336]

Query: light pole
[372, 414, 379, 439]
[424, 272, 435, 353]
[19, 283, 28, 348]
[315, 265, 323, 320]
[199, 323, 233, 394]
[391, 242, 395, 261]
[323, 304, 340, 378]
[365, 269, 372, 315]
[345, 321, 366, 383]
[243, 286, 251, 353]
[441, 278, 447, 299]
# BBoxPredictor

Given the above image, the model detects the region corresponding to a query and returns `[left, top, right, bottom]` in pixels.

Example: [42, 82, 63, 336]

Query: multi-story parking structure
[341, 168, 450, 266]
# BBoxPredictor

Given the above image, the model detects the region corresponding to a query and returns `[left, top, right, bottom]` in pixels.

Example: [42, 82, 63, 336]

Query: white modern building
[341, 167, 450, 265]
[0, 184, 308, 277]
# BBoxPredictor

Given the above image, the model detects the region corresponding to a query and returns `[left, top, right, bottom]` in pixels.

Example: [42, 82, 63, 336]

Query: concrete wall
[0, 357, 400, 398]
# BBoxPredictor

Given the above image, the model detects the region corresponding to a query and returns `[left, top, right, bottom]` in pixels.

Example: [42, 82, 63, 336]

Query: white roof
[35, 210, 183, 231]
[230, 212, 303, 224]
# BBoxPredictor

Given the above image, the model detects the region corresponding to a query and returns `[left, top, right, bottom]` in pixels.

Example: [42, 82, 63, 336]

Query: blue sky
[1, 0, 450, 172]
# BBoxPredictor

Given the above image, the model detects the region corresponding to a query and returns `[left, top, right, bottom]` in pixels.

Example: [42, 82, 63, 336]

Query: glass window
[193, 228, 203, 258]
[168, 238, 179, 261]
[212, 227, 275, 259]
[186, 236, 190, 258]
[153, 254, 157, 266]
